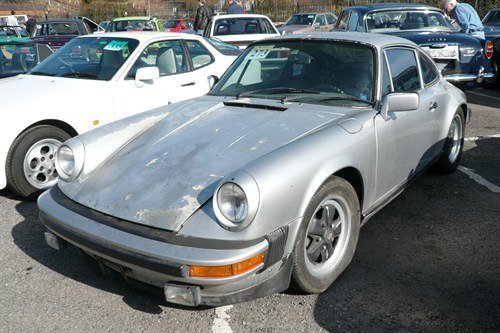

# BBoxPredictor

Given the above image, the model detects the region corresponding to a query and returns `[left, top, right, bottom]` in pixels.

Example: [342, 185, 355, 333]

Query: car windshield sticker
[104, 40, 129, 51]
[247, 45, 274, 59]
[308, 15, 315, 18]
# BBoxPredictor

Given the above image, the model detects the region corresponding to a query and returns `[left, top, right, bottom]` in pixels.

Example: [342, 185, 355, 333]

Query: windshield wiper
[58, 72, 98, 79]
[30, 71, 56, 76]
[237, 87, 321, 99]
[318, 96, 372, 105]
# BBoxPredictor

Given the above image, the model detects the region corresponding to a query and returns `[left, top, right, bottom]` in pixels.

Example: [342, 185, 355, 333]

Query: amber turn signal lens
[189, 252, 265, 278]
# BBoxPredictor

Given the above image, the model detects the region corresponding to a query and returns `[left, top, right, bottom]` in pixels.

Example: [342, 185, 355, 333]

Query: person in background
[194, 0, 213, 34]
[227, 0, 244, 14]
[442, 0, 484, 39]
[124, 11, 128, 17]
[26, 15, 37, 35]
[6, 11, 19, 27]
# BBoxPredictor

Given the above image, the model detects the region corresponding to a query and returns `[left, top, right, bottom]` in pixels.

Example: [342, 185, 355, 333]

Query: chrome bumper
[444, 66, 495, 83]
[38, 186, 291, 306]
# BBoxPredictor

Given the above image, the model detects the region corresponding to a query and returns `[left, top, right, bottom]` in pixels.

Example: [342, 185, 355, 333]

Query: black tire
[481, 56, 499, 89]
[292, 176, 360, 294]
[434, 108, 465, 174]
[6, 125, 71, 199]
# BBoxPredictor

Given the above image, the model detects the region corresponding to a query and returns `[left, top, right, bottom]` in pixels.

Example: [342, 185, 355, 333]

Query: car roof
[112, 16, 154, 22]
[257, 31, 417, 49]
[39, 19, 83, 23]
[76, 31, 204, 42]
[346, 3, 442, 14]
[213, 14, 271, 20]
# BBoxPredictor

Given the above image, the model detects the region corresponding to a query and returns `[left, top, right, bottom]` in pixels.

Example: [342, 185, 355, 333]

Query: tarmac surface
[0, 89, 499, 333]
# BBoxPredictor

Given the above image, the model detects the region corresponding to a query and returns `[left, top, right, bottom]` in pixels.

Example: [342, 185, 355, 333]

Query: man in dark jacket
[227, 0, 244, 14]
[194, 0, 213, 33]
[26, 16, 37, 36]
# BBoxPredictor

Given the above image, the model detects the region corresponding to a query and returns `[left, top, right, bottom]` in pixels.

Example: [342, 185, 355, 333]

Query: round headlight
[217, 182, 248, 223]
[57, 145, 75, 177]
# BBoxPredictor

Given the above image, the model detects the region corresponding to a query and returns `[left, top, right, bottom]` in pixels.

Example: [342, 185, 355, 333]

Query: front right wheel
[292, 176, 360, 294]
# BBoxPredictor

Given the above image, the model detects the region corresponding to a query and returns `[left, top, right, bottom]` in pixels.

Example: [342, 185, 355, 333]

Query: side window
[381, 54, 392, 98]
[419, 53, 439, 86]
[315, 15, 326, 26]
[326, 14, 336, 25]
[336, 11, 349, 29]
[385, 48, 421, 92]
[347, 12, 359, 31]
[186, 40, 214, 69]
[127, 40, 187, 79]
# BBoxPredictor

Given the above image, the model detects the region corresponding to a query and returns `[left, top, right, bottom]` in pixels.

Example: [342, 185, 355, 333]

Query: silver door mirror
[381, 92, 419, 120]
[135, 66, 160, 87]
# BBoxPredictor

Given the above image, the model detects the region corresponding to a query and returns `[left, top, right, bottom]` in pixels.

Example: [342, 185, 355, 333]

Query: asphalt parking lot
[0, 89, 499, 333]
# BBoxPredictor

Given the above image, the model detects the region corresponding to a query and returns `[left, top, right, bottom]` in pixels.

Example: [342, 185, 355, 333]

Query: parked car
[334, 4, 495, 88]
[31, 18, 98, 51]
[163, 18, 194, 32]
[278, 12, 337, 35]
[0, 40, 52, 78]
[483, 8, 500, 39]
[39, 32, 468, 307]
[106, 16, 162, 32]
[203, 14, 280, 49]
[483, 35, 500, 88]
[0, 25, 30, 42]
[99, 21, 110, 30]
[0, 32, 240, 198]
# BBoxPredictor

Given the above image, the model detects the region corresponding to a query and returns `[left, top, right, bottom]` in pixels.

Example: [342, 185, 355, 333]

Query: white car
[0, 32, 240, 198]
[203, 14, 280, 49]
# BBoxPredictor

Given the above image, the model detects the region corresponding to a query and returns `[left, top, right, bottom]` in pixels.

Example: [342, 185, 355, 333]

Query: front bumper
[38, 186, 291, 306]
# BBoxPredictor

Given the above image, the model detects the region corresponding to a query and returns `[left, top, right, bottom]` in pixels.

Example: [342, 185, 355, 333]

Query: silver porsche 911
[38, 32, 468, 306]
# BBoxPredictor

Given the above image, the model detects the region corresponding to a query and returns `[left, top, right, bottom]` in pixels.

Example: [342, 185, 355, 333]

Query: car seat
[98, 49, 123, 79]
[11, 53, 27, 72]
[401, 16, 424, 30]
[244, 22, 260, 34]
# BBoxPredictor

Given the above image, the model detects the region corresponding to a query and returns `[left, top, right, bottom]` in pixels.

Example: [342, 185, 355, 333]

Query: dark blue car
[334, 4, 495, 88]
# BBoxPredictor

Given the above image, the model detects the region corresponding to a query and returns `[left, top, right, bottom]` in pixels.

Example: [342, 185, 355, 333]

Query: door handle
[181, 82, 195, 87]
[429, 101, 438, 110]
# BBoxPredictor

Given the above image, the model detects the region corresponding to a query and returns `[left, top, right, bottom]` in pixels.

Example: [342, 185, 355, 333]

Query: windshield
[35, 22, 80, 36]
[204, 37, 242, 56]
[366, 10, 454, 32]
[0, 43, 39, 78]
[212, 17, 276, 35]
[285, 14, 316, 26]
[210, 41, 375, 106]
[164, 20, 179, 29]
[107, 19, 157, 32]
[29, 37, 139, 80]
[483, 10, 500, 25]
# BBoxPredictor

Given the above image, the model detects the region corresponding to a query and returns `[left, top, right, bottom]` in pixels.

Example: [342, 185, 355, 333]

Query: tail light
[485, 40, 493, 59]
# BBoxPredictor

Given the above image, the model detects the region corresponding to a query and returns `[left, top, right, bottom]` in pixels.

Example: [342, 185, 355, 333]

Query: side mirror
[381, 92, 419, 120]
[135, 66, 159, 87]
[208, 75, 219, 89]
[313, 23, 320, 29]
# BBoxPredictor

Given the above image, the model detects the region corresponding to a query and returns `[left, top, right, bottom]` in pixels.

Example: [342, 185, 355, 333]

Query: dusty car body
[335, 4, 495, 88]
[278, 12, 337, 35]
[39, 32, 468, 306]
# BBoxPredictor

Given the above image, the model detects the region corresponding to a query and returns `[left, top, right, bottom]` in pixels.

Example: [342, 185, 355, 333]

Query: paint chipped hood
[59, 95, 346, 232]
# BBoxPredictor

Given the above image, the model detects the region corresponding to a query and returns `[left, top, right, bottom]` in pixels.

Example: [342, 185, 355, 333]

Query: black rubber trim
[263, 225, 289, 269]
[223, 101, 287, 111]
[50, 186, 264, 250]
[40, 211, 187, 277]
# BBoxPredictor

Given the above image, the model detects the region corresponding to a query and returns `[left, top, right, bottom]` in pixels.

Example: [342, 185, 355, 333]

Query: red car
[162, 18, 194, 32]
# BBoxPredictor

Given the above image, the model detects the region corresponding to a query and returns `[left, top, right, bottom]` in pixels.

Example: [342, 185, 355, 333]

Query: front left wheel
[292, 176, 360, 294]
[6, 125, 71, 198]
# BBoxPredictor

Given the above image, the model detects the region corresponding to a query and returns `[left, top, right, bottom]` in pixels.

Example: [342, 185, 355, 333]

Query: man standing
[194, 0, 212, 34]
[26, 15, 37, 36]
[442, 0, 484, 39]
[227, 0, 244, 14]
[6, 11, 19, 27]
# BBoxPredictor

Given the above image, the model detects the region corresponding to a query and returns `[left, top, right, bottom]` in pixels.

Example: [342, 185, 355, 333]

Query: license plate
[421, 45, 459, 60]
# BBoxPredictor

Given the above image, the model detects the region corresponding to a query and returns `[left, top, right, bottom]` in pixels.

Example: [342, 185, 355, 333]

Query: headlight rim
[213, 172, 260, 231]
[55, 139, 85, 182]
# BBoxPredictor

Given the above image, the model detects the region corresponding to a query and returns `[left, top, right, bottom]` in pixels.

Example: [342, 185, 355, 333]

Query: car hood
[278, 25, 310, 34]
[65, 96, 346, 232]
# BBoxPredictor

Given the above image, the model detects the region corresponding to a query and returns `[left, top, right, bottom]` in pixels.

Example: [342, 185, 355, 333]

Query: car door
[183, 39, 218, 94]
[373, 47, 438, 201]
[113, 39, 199, 119]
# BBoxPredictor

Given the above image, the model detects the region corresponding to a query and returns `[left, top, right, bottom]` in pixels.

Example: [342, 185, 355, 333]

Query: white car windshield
[29, 37, 139, 80]
[366, 10, 455, 32]
[210, 40, 375, 106]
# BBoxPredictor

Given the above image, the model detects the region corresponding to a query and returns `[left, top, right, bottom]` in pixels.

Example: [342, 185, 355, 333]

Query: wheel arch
[18, 119, 79, 140]
[332, 167, 364, 212]
[459, 103, 468, 123]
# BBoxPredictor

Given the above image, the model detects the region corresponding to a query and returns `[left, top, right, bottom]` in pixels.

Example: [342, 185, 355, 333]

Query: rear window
[107, 19, 157, 32]
[35, 22, 79, 36]
[213, 17, 276, 35]
[204, 37, 242, 56]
